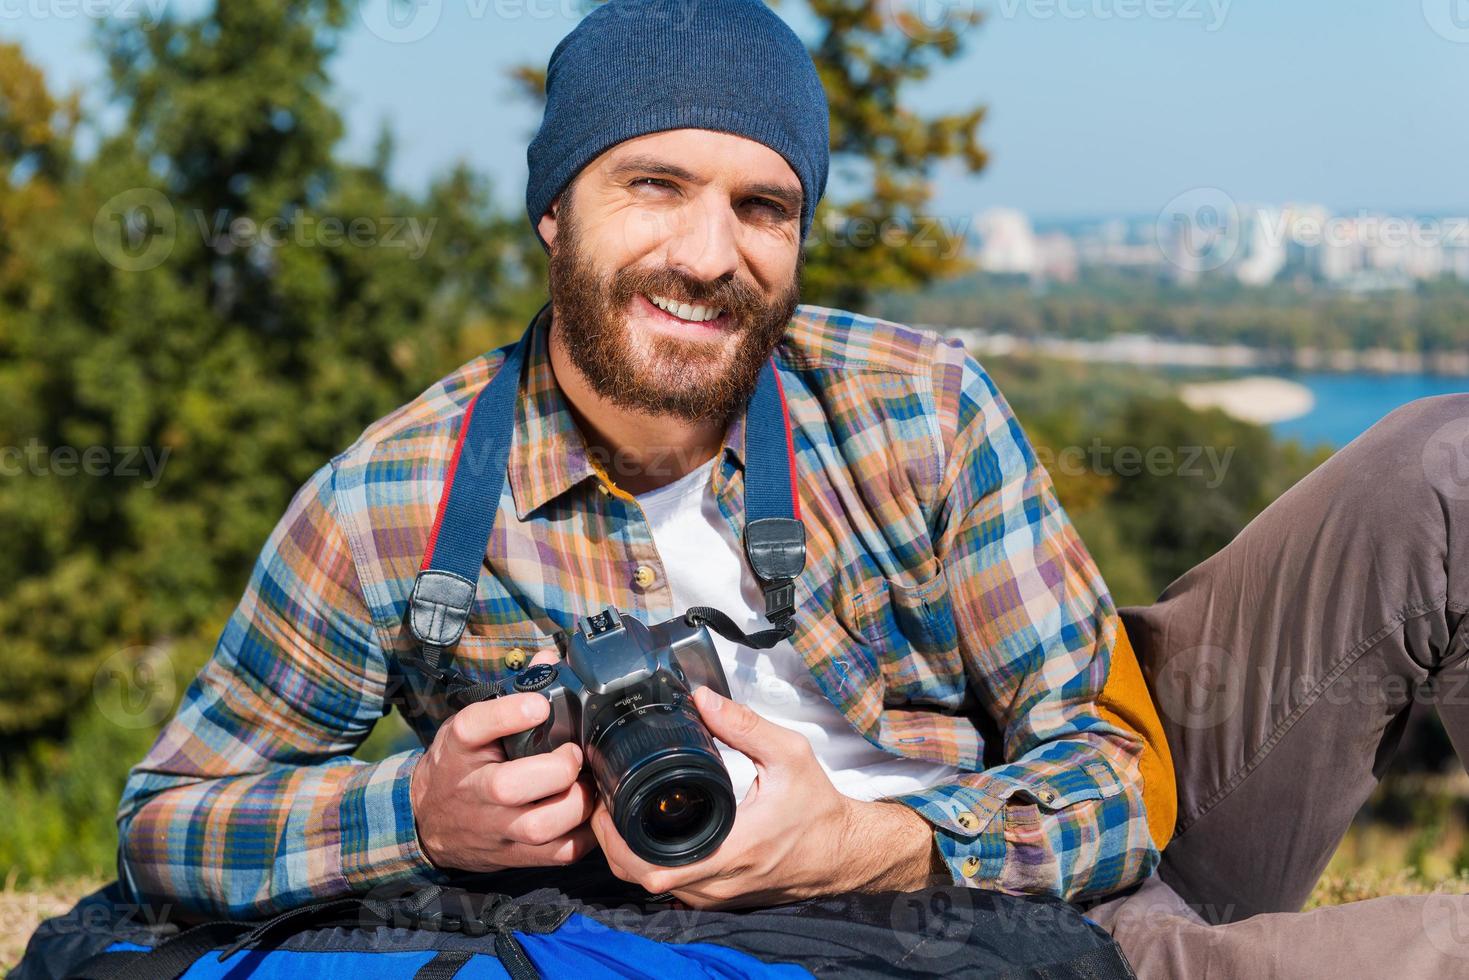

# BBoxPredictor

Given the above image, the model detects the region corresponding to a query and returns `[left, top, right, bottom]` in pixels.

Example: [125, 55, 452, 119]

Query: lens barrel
[587, 694, 736, 866]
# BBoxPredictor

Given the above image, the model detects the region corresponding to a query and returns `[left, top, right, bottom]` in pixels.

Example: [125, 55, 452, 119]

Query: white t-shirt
[634, 459, 962, 803]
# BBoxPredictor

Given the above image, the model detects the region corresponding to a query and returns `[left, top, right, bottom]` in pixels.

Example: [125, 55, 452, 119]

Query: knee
[1363, 393, 1469, 505]
[1377, 393, 1469, 434]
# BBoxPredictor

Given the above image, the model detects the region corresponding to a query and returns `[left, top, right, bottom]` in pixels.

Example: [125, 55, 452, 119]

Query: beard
[546, 202, 802, 425]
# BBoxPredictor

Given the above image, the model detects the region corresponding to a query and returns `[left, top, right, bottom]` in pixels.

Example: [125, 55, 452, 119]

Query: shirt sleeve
[116, 461, 443, 918]
[886, 348, 1165, 903]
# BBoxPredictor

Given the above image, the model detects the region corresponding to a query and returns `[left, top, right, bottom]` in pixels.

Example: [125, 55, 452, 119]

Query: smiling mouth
[644, 293, 725, 324]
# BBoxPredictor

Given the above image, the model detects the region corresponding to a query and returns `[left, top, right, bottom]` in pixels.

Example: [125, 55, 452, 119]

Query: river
[1269, 373, 1469, 448]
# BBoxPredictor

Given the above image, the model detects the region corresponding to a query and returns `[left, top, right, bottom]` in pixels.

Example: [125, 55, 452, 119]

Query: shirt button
[1036, 789, 1057, 805]
[956, 811, 980, 832]
[961, 856, 982, 878]
[633, 565, 657, 590]
[504, 648, 528, 671]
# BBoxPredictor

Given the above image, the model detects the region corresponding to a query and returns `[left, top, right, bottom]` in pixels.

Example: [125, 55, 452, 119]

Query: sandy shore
[1177, 375, 1315, 425]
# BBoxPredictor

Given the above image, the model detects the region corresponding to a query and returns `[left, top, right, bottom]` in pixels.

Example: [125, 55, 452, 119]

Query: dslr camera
[499, 606, 735, 867]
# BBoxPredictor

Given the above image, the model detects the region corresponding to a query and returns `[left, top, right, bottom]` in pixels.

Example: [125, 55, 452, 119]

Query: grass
[1, 873, 106, 971]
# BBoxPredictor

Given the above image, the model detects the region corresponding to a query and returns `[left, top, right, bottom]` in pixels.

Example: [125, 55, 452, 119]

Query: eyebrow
[606, 155, 803, 215]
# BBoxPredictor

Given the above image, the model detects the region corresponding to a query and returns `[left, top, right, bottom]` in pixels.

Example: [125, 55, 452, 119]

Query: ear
[537, 196, 561, 249]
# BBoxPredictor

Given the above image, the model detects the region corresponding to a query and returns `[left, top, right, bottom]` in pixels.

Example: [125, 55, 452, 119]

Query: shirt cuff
[887, 779, 1008, 885]
[339, 748, 449, 892]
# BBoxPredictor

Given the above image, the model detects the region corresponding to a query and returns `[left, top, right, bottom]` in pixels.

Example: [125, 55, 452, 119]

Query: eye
[742, 197, 791, 219]
[630, 177, 676, 191]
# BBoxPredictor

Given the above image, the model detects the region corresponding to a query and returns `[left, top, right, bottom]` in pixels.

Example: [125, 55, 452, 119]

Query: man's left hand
[591, 686, 947, 909]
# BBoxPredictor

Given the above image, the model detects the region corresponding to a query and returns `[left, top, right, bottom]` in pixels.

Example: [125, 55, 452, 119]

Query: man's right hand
[409, 662, 598, 872]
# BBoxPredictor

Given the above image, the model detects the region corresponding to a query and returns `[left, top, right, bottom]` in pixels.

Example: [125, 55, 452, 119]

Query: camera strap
[404, 305, 806, 692]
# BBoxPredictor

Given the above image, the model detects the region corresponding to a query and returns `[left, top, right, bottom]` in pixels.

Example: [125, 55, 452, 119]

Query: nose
[663, 196, 740, 286]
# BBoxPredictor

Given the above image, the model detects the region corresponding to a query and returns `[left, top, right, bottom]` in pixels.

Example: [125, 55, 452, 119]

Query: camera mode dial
[512, 663, 559, 693]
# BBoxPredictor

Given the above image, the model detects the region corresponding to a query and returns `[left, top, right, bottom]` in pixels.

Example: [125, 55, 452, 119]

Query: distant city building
[975, 208, 1038, 275]
[967, 205, 1469, 292]
[1235, 207, 1288, 286]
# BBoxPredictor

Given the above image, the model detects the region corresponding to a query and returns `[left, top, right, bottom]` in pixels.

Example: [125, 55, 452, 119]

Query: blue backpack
[13, 860, 1134, 979]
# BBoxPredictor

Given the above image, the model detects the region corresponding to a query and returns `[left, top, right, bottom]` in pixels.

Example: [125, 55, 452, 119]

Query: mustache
[609, 266, 766, 321]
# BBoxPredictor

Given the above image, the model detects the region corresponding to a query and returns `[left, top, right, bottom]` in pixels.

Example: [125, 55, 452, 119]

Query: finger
[590, 804, 703, 896]
[499, 779, 599, 846]
[445, 693, 550, 752]
[473, 741, 584, 806]
[692, 687, 806, 767]
[528, 647, 561, 667]
[500, 824, 599, 868]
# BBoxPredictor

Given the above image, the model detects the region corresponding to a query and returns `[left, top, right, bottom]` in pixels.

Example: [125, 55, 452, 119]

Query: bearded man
[113, 0, 1469, 975]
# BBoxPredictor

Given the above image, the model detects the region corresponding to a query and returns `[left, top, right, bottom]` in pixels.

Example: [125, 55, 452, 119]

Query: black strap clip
[744, 517, 805, 624]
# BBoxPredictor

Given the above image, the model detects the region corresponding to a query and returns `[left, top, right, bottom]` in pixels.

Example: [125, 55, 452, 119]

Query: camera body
[500, 606, 736, 867]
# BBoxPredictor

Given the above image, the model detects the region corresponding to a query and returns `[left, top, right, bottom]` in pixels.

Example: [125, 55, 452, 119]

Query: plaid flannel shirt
[117, 304, 1176, 917]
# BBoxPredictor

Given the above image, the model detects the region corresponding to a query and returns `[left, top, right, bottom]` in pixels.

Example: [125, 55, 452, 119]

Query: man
[118, 0, 1469, 974]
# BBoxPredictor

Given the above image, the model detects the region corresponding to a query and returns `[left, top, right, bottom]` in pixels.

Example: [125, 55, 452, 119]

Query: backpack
[12, 857, 1135, 979]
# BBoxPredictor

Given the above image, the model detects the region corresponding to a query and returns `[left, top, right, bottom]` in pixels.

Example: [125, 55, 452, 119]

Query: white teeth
[648, 294, 723, 322]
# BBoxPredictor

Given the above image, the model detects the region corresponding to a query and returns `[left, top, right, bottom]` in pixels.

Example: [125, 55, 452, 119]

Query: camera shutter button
[513, 663, 559, 693]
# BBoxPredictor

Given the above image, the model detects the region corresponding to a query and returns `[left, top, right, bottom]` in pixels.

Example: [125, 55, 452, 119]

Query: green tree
[0, 3, 542, 742]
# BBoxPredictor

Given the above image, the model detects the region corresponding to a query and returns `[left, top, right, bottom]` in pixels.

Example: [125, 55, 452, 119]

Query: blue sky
[7, 0, 1468, 220]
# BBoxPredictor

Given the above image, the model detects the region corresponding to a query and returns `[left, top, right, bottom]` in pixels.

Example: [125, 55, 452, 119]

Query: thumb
[692, 686, 802, 767]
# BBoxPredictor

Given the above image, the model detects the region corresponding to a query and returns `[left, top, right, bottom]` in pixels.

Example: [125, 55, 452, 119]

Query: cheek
[736, 228, 800, 291]
[608, 208, 679, 263]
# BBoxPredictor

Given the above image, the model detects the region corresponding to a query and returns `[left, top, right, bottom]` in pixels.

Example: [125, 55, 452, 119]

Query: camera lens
[641, 784, 712, 844]
[587, 693, 736, 867]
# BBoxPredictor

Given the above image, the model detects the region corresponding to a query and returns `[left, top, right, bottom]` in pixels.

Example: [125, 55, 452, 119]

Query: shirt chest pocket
[843, 556, 966, 708]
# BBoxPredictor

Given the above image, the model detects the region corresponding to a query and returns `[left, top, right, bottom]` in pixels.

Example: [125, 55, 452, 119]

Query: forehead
[585, 129, 801, 190]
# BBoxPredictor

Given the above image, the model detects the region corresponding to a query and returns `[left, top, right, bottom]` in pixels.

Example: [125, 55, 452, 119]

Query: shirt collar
[506, 305, 599, 520]
[505, 304, 755, 520]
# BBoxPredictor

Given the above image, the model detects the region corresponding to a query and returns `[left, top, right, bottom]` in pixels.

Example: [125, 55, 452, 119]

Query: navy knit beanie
[526, 0, 830, 247]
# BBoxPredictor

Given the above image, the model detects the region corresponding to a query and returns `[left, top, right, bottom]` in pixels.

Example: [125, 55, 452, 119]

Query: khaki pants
[1085, 394, 1469, 978]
